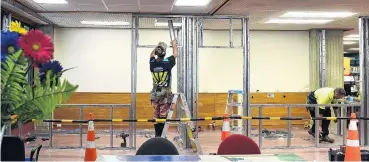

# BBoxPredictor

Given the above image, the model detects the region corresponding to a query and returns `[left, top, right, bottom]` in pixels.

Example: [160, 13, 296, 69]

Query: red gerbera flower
[18, 29, 54, 65]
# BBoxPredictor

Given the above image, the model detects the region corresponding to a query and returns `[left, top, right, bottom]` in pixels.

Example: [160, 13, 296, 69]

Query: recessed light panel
[343, 37, 359, 41]
[80, 21, 130, 26]
[265, 19, 333, 24]
[348, 48, 360, 51]
[343, 41, 357, 45]
[175, 0, 211, 6]
[33, 0, 68, 4]
[280, 11, 356, 18]
[345, 34, 359, 38]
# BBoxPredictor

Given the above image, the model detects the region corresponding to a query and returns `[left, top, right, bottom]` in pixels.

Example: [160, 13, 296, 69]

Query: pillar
[359, 17, 369, 146]
[325, 30, 344, 88]
[242, 18, 251, 137]
[177, 17, 199, 148]
[309, 29, 344, 134]
[309, 29, 344, 89]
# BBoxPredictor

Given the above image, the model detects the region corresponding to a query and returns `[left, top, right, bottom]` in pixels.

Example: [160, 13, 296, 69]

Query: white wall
[54, 28, 310, 93]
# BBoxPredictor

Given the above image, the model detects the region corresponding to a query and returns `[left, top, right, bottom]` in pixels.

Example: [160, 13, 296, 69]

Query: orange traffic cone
[84, 113, 97, 162]
[221, 114, 231, 141]
[344, 113, 361, 162]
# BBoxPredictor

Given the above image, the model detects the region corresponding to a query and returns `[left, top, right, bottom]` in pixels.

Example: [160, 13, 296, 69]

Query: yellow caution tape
[325, 117, 337, 120]
[156, 119, 166, 122]
[112, 119, 122, 122]
[242, 116, 252, 120]
[204, 117, 212, 120]
[270, 117, 281, 120]
[181, 118, 191, 121]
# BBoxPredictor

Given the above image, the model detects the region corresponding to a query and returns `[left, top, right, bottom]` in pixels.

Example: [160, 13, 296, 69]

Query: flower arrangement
[1, 21, 78, 127]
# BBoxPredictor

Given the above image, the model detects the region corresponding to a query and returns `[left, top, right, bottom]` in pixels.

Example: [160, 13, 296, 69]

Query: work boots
[308, 129, 322, 138]
[308, 129, 334, 143]
[321, 136, 335, 143]
[308, 129, 323, 142]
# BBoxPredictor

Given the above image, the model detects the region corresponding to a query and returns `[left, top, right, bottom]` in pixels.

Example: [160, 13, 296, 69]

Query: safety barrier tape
[32, 116, 369, 123]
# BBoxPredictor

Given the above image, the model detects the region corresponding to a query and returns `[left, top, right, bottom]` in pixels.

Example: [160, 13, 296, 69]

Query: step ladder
[161, 93, 203, 154]
[225, 90, 243, 134]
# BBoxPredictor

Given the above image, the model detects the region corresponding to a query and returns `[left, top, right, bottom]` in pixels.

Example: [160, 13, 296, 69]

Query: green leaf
[1, 49, 79, 125]
[13, 75, 78, 122]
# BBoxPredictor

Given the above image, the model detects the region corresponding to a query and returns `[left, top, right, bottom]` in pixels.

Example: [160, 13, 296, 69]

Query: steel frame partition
[130, 14, 250, 149]
[318, 30, 327, 88]
[359, 17, 369, 146]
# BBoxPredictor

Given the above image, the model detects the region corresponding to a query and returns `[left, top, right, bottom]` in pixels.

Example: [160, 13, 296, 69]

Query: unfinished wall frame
[130, 14, 250, 149]
[359, 17, 369, 146]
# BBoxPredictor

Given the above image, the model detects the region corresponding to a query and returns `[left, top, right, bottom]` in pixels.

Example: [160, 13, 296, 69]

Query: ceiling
[10, 0, 369, 52]
[16, 0, 223, 14]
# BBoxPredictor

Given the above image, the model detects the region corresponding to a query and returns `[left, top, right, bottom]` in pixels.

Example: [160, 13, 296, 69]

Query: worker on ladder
[306, 87, 346, 143]
[150, 40, 178, 137]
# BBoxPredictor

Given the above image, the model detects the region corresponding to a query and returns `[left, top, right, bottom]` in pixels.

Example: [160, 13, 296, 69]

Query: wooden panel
[54, 92, 310, 128]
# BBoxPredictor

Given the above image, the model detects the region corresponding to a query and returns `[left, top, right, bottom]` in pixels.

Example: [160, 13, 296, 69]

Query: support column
[242, 18, 251, 136]
[310, 29, 344, 134]
[130, 16, 138, 149]
[309, 29, 344, 89]
[325, 30, 344, 88]
[177, 17, 198, 148]
[309, 30, 325, 90]
[359, 17, 369, 146]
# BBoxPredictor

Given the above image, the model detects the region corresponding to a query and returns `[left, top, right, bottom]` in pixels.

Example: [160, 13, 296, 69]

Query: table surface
[96, 154, 305, 162]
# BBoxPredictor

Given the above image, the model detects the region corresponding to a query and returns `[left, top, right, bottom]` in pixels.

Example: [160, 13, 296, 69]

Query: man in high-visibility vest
[306, 87, 346, 143]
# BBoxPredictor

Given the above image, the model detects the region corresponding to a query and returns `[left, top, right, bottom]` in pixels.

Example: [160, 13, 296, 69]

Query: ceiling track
[209, 0, 230, 15]
[1, 0, 53, 25]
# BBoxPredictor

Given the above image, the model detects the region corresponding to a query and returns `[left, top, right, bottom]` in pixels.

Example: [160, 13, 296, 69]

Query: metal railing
[248, 103, 363, 149]
[16, 103, 368, 150]
[37, 104, 132, 150]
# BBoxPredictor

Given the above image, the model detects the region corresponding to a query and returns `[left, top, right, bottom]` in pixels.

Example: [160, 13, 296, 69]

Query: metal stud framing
[319, 30, 327, 88]
[359, 17, 369, 146]
[131, 14, 249, 148]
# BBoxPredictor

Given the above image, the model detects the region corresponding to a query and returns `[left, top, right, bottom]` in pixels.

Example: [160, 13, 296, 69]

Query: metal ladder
[225, 90, 243, 134]
[161, 93, 202, 154]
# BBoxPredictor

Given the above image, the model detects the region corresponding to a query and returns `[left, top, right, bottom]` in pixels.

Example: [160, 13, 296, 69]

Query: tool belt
[150, 85, 173, 105]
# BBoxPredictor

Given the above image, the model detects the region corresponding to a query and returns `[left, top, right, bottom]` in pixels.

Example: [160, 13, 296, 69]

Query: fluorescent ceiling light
[343, 37, 359, 41]
[343, 41, 357, 45]
[348, 48, 359, 51]
[175, 0, 211, 6]
[155, 22, 182, 27]
[345, 34, 359, 38]
[280, 11, 356, 18]
[33, 0, 68, 4]
[80, 21, 129, 26]
[265, 19, 333, 24]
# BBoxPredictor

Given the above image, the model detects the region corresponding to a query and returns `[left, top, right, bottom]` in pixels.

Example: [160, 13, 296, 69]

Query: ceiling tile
[107, 5, 139, 12]
[15, 0, 47, 12]
[40, 12, 132, 28]
[69, 0, 102, 5]
[74, 4, 107, 11]
[103, 0, 138, 5]
[171, 7, 204, 14]
[139, 5, 173, 13]
[39, 3, 76, 11]
[139, 0, 173, 6]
